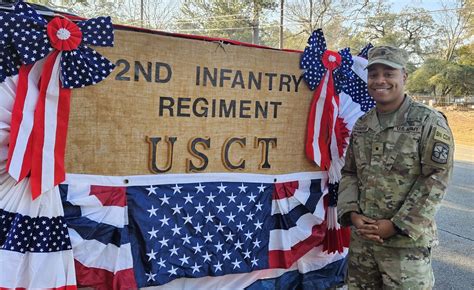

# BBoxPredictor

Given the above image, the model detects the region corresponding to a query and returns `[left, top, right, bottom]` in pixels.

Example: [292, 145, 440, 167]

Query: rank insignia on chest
[431, 142, 449, 164]
[372, 142, 384, 155]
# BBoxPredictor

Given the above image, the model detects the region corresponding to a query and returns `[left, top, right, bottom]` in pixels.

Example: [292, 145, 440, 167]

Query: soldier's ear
[402, 69, 408, 84]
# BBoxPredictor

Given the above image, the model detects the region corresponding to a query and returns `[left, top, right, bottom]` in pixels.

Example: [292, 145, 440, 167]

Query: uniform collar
[366, 95, 412, 132]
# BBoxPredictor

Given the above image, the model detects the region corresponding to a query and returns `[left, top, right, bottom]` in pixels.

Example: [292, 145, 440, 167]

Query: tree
[28, 0, 177, 30]
[436, 0, 473, 61]
[407, 0, 473, 100]
[121, 0, 178, 30]
[28, 0, 125, 19]
[407, 59, 447, 96]
[284, 0, 371, 50]
[175, 0, 278, 45]
[355, 2, 438, 64]
[407, 53, 474, 98]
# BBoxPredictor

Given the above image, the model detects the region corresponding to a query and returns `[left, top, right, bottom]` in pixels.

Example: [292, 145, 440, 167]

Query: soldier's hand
[356, 219, 397, 243]
[350, 212, 384, 243]
[374, 219, 397, 239]
[350, 212, 377, 229]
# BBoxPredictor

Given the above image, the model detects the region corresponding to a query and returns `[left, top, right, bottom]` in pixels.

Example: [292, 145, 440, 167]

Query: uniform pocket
[352, 132, 370, 170]
[384, 132, 421, 173]
[384, 134, 408, 171]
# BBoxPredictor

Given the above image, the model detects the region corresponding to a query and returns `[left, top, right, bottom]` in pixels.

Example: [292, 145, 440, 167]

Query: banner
[66, 30, 317, 176]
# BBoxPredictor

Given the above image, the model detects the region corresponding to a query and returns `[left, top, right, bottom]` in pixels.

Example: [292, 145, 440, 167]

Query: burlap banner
[66, 29, 318, 175]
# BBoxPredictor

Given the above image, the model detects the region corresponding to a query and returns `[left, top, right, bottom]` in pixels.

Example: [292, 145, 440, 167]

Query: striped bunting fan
[300, 29, 375, 253]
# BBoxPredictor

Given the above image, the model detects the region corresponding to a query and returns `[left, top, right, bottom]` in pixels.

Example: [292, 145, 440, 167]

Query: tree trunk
[252, 2, 261, 44]
[279, 0, 284, 49]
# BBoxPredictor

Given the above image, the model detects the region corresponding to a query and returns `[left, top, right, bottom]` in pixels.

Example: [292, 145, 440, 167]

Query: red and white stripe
[1, 75, 77, 289]
[306, 73, 330, 170]
[268, 179, 328, 268]
[324, 55, 369, 253]
[7, 51, 71, 199]
[6, 59, 45, 182]
[64, 184, 128, 229]
[143, 245, 347, 290]
[69, 229, 136, 288]
[62, 183, 136, 289]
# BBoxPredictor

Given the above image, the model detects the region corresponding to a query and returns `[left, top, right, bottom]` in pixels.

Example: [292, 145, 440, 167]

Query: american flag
[59, 173, 347, 289]
[129, 181, 274, 286]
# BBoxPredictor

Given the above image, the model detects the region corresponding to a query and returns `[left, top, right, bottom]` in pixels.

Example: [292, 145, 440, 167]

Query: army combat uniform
[338, 96, 454, 289]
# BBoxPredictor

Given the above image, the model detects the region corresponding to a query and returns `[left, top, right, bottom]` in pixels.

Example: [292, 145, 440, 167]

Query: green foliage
[407, 55, 474, 97]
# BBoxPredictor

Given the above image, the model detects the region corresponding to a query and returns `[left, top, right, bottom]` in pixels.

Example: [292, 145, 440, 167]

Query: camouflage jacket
[338, 96, 454, 248]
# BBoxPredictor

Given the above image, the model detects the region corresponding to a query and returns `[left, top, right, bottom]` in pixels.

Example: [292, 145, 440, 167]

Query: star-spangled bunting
[300, 29, 353, 94]
[2, 0, 115, 198]
[0, 12, 22, 82]
[343, 43, 376, 112]
[357, 42, 373, 59]
[300, 30, 375, 253]
[0, 208, 72, 253]
[57, 176, 338, 289]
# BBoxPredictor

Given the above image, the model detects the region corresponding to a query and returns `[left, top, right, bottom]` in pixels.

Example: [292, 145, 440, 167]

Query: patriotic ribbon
[2, 1, 115, 199]
[300, 29, 354, 254]
[300, 29, 353, 174]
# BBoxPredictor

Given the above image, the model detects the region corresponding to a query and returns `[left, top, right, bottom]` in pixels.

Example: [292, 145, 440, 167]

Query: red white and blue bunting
[0, 0, 115, 288]
[2, 0, 115, 199]
[0, 1, 373, 287]
[301, 29, 375, 253]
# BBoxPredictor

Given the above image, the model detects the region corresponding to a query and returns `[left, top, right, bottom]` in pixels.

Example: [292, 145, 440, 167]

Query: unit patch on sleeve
[431, 142, 449, 164]
[434, 126, 452, 144]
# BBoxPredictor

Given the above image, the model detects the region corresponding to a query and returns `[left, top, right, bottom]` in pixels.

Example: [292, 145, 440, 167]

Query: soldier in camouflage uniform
[338, 46, 454, 289]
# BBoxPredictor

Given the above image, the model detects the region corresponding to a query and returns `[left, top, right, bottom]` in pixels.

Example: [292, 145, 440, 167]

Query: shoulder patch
[431, 142, 449, 164]
[434, 126, 452, 144]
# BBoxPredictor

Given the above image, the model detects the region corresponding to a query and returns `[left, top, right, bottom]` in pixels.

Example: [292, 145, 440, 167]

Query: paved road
[433, 145, 474, 289]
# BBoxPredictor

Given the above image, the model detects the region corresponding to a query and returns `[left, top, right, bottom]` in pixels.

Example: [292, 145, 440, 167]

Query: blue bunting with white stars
[0, 0, 115, 88]
[342, 67, 376, 112]
[300, 29, 353, 93]
[341, 43, 376, 112]
[0, 12, 22, 81]
[333, 47, 354, 93]
[358, 43, 373, 59]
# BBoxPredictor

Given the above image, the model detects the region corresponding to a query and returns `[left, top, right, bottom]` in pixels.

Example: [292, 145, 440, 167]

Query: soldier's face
[367, 64, 407, 107]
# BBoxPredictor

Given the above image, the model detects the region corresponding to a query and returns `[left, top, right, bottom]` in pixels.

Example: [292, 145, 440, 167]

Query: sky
[391, 0, 441, 11]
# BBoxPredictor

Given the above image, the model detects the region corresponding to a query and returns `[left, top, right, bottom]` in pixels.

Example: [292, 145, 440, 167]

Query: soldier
[338, 46, 454, 289]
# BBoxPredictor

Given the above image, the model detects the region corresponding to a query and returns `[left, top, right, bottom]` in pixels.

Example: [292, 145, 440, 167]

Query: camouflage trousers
[347, 233, 434, 290]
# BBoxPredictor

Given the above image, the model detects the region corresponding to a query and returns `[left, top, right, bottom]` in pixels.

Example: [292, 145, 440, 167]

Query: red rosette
[322, 50, 342, 71]
[47, 17, 82, 51]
